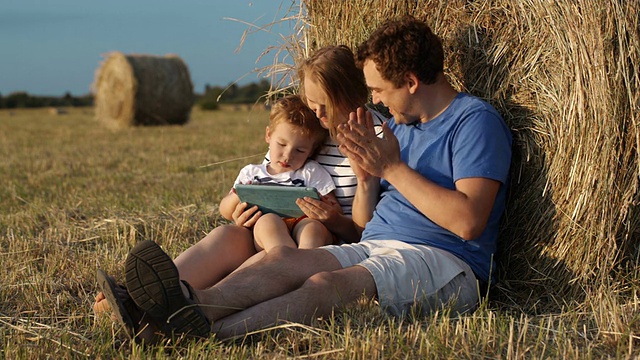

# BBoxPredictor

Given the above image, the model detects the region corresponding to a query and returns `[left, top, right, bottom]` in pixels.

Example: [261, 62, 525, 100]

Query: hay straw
[92, 52, 194, 127]
[256, 0, 640, 309]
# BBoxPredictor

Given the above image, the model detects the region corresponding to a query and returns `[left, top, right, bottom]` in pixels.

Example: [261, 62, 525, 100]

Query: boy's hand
[232, 201, 261, 228]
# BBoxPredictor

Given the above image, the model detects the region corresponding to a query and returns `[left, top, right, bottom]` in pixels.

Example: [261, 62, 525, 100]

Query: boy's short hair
[269, 95, 328, 153]
[356, 15, 444, 88]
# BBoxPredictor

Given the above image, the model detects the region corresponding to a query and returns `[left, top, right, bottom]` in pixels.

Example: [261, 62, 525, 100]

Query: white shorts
[322, 240, 480, 316]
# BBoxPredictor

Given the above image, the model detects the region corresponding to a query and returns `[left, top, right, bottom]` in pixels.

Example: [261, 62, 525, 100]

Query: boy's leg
[174, 224, 256, 289]
[293, 218, 334, 249]
[253, 213, 296, 251]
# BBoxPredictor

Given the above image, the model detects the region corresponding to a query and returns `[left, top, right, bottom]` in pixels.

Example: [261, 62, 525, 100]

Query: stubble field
[0, 107, 638, 358]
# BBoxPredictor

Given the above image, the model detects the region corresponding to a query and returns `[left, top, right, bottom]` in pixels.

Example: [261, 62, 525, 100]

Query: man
[113, 15, 512, 341]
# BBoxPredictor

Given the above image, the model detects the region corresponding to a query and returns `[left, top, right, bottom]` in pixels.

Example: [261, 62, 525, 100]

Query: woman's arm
[351, 176, 379, 235]
[339, 108, 381, 235]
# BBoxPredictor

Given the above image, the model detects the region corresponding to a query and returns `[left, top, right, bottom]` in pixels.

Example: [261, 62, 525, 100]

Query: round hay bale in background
[92, 51, 194, 127]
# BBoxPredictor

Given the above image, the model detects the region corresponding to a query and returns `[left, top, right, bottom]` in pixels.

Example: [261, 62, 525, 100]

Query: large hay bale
[92, 52, 194, 127]
[297, 0, 640, 309]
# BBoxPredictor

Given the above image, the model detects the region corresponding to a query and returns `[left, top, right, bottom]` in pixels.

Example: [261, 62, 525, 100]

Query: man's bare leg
[213, 265, 377, 339]
[191, 246, 344, 322]
[125, 242, 358, 338]
[232, 250, 266, 273]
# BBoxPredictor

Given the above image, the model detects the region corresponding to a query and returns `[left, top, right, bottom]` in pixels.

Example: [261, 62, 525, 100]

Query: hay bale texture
[93, 52, 194, 127]
[298, 0, 640, 309]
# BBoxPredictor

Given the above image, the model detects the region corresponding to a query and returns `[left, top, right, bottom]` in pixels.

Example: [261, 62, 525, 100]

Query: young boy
[219, 95, 338, 252]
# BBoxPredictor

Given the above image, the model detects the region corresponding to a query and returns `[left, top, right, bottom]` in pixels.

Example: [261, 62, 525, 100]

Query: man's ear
[405, 72, 419, 94]
[265, 126, 271, 143]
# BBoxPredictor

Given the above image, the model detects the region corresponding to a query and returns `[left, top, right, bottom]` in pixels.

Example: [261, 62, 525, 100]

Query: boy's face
[363, 60, 416, 124]
[265, 122, 314, 174]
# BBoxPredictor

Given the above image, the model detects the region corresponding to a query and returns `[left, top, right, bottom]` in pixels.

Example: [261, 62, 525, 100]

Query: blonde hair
[298, 45, 368, 137]
[269, 94, 328, 154]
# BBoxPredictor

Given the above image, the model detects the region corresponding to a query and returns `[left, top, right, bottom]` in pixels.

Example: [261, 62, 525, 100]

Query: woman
[94, 45, 385, 315]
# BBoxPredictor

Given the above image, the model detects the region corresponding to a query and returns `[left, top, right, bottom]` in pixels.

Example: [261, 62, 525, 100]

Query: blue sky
[0, 1, 296, 96]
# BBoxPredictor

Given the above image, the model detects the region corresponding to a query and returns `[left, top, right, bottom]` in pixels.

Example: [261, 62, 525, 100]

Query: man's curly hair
[356, 15, 444, 88]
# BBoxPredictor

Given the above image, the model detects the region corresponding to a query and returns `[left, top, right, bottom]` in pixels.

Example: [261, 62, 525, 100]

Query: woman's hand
[337, 108, 375, 181]
[231, 201, 262, 228]
[338, 107, 400, 179]
[296, 193, 342, 226]
[298, 193, 361, 243]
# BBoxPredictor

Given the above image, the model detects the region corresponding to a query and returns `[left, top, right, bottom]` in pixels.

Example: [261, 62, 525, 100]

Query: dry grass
[2, 0, 640, 357]
[0, 107, 639, 358]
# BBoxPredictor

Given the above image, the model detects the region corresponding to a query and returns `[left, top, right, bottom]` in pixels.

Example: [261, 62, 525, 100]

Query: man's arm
[338, 107, 500, 240]
[382, 162, 500, 240]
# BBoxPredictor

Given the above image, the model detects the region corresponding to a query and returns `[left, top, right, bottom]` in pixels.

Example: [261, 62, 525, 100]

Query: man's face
[363, 60, 415, 124]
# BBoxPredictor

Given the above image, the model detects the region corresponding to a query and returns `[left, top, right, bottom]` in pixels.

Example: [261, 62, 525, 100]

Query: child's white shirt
[234, 160, 336, 196]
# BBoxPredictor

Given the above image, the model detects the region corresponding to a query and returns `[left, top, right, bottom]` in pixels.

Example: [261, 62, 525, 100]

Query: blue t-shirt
[361, 93, 512, 283]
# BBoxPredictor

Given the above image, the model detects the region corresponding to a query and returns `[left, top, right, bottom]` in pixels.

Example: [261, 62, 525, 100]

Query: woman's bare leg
[93, 224, 255, 314]
[232, 250, 266, 273]
[174, 224, 256, 289]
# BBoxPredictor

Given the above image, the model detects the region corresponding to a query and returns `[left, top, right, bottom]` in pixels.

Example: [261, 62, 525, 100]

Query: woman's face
[303, 75, 330, 129]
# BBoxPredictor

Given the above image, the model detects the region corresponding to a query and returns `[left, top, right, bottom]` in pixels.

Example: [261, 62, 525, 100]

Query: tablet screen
[234, 184, 320, 218]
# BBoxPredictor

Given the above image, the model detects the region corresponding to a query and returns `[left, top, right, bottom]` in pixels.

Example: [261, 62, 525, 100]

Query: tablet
[234, 184, 320, 218]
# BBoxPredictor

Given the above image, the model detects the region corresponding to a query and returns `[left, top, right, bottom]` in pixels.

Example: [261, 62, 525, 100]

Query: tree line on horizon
[0, 80, 272, 110]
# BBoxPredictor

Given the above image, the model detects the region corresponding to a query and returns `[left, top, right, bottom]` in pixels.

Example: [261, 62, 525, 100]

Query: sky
[0, 1, 297, 96]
